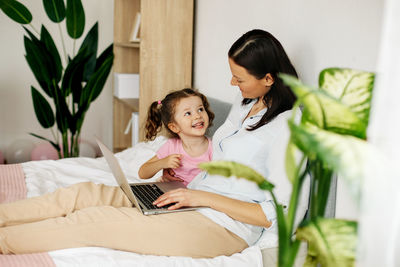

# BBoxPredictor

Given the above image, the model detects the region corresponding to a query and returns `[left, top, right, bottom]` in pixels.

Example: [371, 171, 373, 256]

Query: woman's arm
[153, 188, 272, 228]
[138, 154, 181, 179]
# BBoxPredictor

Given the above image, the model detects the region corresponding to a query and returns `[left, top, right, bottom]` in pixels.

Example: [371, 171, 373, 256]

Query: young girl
[138, 88, 215, 185]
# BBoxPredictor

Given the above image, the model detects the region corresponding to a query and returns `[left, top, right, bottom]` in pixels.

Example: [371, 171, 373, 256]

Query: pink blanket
[0, 164, 55, 267]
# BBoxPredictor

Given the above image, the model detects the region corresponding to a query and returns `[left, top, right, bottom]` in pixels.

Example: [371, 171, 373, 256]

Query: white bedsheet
[21, 137, 265, 267]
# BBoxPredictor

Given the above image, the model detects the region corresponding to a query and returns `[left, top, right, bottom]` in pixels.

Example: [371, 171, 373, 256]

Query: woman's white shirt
[189, 93, 309, 246]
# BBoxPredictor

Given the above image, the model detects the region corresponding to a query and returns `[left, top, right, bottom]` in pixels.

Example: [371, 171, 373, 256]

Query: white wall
[194, 0, 383, 101]
[0, 0, 114, 155]
[193, 0, 384, 219]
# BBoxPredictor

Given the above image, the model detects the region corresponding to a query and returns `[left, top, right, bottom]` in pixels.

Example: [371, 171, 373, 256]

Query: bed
[0, 98, 309, 266]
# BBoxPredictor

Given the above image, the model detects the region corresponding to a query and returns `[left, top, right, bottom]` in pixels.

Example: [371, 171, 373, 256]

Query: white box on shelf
[114, 73, 140, 99]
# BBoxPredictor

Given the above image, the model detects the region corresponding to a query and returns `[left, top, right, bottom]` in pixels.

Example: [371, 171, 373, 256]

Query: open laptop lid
[95, 137, 143, 214]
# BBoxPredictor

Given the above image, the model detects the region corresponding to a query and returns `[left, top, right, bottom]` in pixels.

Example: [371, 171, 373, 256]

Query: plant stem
[280, 156, 308, 267]
[316, 167, 333, 217]
[73, 39, 76, 57]
[309, 160, 321, 219]
[58, 23, 68, 64]
[62, 132, 68, 157]
[28, 23, 39, 35]
[287, 160, 308, 235]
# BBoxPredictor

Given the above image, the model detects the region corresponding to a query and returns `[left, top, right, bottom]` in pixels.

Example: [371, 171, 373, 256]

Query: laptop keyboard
[130, 184, 174, 210]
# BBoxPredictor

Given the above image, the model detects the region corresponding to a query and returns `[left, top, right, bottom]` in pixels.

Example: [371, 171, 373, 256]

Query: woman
[0, 29, 309, 258]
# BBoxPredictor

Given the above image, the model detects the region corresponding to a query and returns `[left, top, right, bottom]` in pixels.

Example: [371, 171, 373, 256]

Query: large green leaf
[95, 43, 113, 70]
[80, 53, 113, 105]
[42, 0, 65, 23]
[61, 47, 90, 99]
[55, 104, 70, 134]
[199, 161, 274, 191]
[296, 218, 357, 267]
[78, 22, 99, 81]
[24, 35, 53, 97]
[31, 86, 55, 128]
[66, 0, 85, 39]
[51, 85, 71, 134]
[24, 27, 61, 97]
[289, 121, 373, 201]
[0, 0, 32, 24]
[319, 68, 375, 126]
[40, 25, 62, 82]
[73, 44, 113, 133]
[281, 74, 367, 139]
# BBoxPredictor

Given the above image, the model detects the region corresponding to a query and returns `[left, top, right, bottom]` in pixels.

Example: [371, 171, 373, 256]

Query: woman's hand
[155, 188, 272, 228]
[153, 188, 208, 210]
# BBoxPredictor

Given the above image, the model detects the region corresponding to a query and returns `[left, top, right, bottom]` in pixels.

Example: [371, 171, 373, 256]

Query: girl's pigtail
[144, 101, 163, 140]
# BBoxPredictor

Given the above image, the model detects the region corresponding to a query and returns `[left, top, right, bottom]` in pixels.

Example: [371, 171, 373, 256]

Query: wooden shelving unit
[112, 0, 194, 152]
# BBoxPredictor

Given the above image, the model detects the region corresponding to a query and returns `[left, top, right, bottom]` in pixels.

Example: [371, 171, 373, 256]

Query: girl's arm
[153, 189, 272, 228]
[138, 154, 181, 179]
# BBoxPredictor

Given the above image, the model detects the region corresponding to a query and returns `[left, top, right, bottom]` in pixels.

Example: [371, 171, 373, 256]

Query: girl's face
[168, 96, 209, 138]
[228, 58, 274, 99]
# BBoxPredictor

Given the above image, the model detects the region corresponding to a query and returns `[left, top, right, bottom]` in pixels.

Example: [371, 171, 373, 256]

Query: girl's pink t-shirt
[156, 138, 212, 185]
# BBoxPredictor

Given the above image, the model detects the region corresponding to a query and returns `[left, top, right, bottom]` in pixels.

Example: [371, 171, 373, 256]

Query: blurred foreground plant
[200, 68, 375, 267]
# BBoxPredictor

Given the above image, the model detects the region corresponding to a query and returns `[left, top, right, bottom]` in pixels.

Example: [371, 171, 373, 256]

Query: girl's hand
[153, 188, 208, 210]
[162, 154, 181, 169]
[158, 168, 184, 182]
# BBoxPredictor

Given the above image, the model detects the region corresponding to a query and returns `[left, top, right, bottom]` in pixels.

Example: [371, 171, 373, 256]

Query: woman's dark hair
[144, 88, 215, 140]
[228, 29, 298, 130]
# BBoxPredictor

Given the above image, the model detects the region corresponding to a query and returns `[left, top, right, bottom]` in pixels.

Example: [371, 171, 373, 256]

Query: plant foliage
[200, 68, 375, 267]
[0, 0, 114, 157]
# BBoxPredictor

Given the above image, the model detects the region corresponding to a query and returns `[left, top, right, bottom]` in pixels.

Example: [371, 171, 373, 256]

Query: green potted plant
[200, 67, 375, 267]
[0, 0, 113, 158]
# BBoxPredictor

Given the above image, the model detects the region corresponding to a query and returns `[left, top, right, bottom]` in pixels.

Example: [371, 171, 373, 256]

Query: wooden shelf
[115, 42, 140, 48]
[112, 0, 194, 151]
[118, 97, 139, 111]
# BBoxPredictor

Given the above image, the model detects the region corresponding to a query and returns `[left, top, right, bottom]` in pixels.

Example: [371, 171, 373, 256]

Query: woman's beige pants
[0, 182, 247, 257]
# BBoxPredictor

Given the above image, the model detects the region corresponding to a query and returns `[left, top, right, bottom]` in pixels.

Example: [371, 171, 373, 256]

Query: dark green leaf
[40, 25, 62, 82]
[24, 27, 60, 97]
[24, 36, 53, 97]
[297, 218, 357, 267]
[73, 106, 87, 134]
[29, 132, 60, 152]
[52, 87, 70, 134]
[0, 0, 32, 24]
[81, 53, 113, 104]
[95, 43, 113, 70]
[61, 47, 90, 99]
[31, 86, 55, 128]
[78, 22, 98, 81]
[43, 0, 65, 23]
[22, 25, 38, 40]
[66, 0, 85, 39]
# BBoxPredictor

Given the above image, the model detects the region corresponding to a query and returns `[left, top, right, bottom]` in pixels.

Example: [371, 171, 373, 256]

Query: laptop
[96, 138, 198, 215]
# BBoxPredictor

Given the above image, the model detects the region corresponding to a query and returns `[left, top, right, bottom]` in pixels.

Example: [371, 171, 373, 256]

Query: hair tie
[157, 100, 162, 105]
